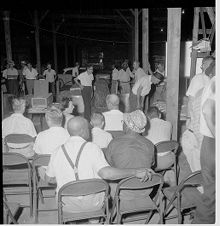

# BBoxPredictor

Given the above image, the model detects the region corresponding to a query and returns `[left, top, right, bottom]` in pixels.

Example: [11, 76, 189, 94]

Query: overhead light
[160, 28, 164, 32]
[182, 9, 185, 14]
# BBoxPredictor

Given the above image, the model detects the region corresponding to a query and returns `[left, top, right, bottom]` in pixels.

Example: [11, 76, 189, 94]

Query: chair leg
[35, 189, 39, 223]
[30, 186, 33, 217]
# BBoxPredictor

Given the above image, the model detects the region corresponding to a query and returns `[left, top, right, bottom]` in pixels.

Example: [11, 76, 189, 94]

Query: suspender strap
[61, 141, 87, 181]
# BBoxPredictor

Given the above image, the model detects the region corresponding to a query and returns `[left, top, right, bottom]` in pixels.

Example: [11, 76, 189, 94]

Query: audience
[33, 106, 70, 155]
[90, 112, 113, 149]
[103, 94, 124, 131]
[2, 97, 37, 158]
[45, 116, 152, 215]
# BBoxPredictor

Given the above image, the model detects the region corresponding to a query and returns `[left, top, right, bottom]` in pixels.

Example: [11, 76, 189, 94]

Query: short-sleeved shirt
[118, 69, 131, 82]
[91, 127, 113, 149]
[23, 68, 38, 79]
[112, 68, 119, 80]
[33, 126, 70, 155]
[43, 69, 56, 83]
[134, 67, 146, 83]
[77, 71, 94, 86]
[46, 136, 109, 212]
[186, 73, 210, 97]
[200, 77, 215, 138]
[3, 68, 18, 79]
[103, 110, 124, 131]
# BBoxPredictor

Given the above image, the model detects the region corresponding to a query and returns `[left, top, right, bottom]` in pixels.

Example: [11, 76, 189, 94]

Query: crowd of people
[2, 55, 215, 223]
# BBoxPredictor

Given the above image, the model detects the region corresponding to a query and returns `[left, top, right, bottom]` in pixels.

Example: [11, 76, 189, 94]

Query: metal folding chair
[32, 154, 57, 223]
[3, 152, 33, 216]
[162, 170, 203, 224]
[58, 179, 110, 224]
[3, 192, 21, 224]
[155, 140, 179, 185]
[110, 173, 164, 224]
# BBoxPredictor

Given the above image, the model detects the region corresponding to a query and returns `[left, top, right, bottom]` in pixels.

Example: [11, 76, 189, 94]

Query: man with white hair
[45, 116, 152, 216]
[2, 97, 37, 157]
[102, 94, 124, 131]
[33, 106, 70, 155]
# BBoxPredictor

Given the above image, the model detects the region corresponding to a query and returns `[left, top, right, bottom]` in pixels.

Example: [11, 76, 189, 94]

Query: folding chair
[3, 192, 21, 224]
[32, 154, 57, 223]
[162, 170, 203, 224]
[3, 152, 33, 216]
[4, 133, 35, 158]
[110, 173, 164, 224]
[58, 179, 110, 224]
[155, 140, 179, 185]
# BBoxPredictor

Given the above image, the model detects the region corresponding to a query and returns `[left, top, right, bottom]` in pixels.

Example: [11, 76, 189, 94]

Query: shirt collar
[69, 136, 86, 142]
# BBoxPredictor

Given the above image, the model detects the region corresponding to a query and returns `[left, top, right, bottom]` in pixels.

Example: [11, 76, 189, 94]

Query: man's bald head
[106, 94, 120, 110]
[67, 116, 90, 140]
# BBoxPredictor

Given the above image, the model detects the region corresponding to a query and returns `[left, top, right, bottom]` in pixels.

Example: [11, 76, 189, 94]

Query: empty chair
[162, 170, 203, 224]
[3, 152, 33, 216]
[32, 154, 57, 223]
[155, 140, 179, 185]
[58, 179, 110, 224]
[110, 173, 164, 224]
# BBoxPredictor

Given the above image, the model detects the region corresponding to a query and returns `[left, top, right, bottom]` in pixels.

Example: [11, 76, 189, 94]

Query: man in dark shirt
[105, 110, 155, 202]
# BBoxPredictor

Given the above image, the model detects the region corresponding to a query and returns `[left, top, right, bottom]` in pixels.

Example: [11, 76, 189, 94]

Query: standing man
[43, 63, 57, 96]
[74, 65, 94, 121]
[193, 60, 215, 224]
[111, 63, 119, 94]
[3, 60, 19, 96]
[23, 62, 38, 95]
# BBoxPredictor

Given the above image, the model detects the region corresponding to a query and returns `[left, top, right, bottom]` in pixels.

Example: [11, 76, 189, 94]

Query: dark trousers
[193, 136, 215, 224]
[81, 86, 92, 121]
[7, 79, 19, 96]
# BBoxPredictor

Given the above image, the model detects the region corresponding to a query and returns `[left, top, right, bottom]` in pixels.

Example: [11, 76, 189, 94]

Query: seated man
[105, 109, 155, 199]
[102, 94, 124, 131]
[2, 97, 37, 158]
[90, 112, 113, 149]
[45, 116, 152, 214]
[144, 106, 174, 171]
[33, 106, 70, 155]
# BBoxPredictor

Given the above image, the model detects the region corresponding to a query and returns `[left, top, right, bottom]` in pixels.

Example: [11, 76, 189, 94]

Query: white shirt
[3, 68, 18, 79]
[200, 77, 215, 138]
[2, 113, 37, 148]
[103, 109, 124, 131]
[92, 127, 113, 149]
[145, 118, 172, 145]
[46, 136, 109, 211]
[77, 71, 94, 86]
[33, 126, 70, 155]
[23, 68, 38, 79]
[186, 73, 210, 97]
[112, 68, 119, 80]
[134, 67, 146, 82]
[64, 67, 79, 77]
[43, 69, 56, 83]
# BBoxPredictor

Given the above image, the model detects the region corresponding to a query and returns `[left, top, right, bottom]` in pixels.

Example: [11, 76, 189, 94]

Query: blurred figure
[111, 63, 119, 94]
[43, 63, 57, 95]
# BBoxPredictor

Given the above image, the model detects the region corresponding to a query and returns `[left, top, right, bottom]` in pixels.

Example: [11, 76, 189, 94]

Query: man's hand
[135, 168, 154, 182]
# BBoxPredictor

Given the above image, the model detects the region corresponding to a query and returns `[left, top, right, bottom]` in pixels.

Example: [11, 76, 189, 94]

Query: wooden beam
[63, 14, 131, 20]
[200, 7, 206, 38]
[205, 7, 215, 25]
[134, 9, 139, 61]
[34, 10, 41, 73]
[3, 11, 12, 62]
[130, 9, 135, 16]
[166, 8, 182, 140]
[52, 20, 58, 73]
[115, 9, 132, 29]
[64, 37, 68, 67]
[142, 9, 149, 73]
[39, 10, 49, 24]
[190, 7, 200, 81]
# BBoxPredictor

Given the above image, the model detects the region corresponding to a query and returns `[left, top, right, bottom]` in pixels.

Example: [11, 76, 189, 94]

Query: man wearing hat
[3, 60, 19, 96]
[105, 109, 155, 200]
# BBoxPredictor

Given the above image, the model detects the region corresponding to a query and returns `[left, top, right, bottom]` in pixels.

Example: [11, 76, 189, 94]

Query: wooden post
[52, 21, 58, 73]
[142, 9, 149, 73]
[34, 11, 41, 74]
[3, 11, 12, 62]
[166, 8, 182, 140]
[189, 8, 200, 81]
[134, 9, 139, 61]
[64, 37, 68, 67]
[131, 19, 135, 63]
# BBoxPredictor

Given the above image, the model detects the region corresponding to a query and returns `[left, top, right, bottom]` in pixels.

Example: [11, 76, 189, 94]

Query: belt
[188, 129, 194, 133]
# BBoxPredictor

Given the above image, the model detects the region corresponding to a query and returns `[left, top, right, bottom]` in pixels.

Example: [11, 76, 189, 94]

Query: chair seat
[120, 196, 157, 215]
[37, 179, 57, 189]
[163, 186, 202, 210]
[63, 208, 106, 222]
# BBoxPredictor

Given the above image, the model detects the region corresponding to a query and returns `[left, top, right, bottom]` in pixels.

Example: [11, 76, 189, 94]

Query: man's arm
[74, 77, 83, 90]
[202, 98, 215, 137]
[98, 166, 154, 182]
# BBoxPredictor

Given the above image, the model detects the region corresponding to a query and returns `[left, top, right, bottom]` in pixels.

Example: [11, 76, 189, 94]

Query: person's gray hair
[45, 106, 63, 126]
[90, 112, 105, 127]
[106, 94, 120, 108]
[12, 98, 26, 112]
